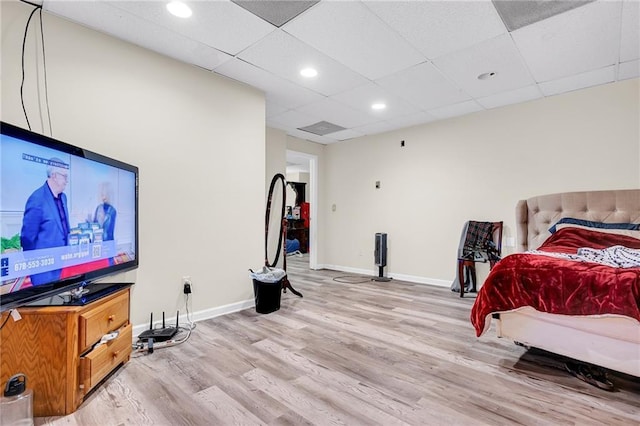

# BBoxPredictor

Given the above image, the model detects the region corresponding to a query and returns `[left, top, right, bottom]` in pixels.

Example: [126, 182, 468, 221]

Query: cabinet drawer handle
[108, 315, 115, 322]
[112, 350, 120, 359]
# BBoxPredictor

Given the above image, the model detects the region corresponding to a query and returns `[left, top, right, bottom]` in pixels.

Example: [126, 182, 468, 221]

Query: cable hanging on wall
[38, 7, 53, 136]
[19, 0, 53, 135]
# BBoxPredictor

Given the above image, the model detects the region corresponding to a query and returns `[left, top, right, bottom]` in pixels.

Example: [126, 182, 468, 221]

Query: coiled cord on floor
[332, 275, 374, 284]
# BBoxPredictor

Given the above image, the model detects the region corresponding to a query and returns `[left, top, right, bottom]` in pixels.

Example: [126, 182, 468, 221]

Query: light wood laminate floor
[38, 256, 639, 425]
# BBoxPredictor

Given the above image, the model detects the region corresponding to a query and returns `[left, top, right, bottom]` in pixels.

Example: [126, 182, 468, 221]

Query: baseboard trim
[318, 264, 451, 288]
[132, 298, 255, 340]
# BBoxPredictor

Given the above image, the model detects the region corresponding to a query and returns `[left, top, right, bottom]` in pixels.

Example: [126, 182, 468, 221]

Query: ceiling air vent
[297, 121, 346, 136]
[231, 1, 319, 27]
[492, 0, 594, 31]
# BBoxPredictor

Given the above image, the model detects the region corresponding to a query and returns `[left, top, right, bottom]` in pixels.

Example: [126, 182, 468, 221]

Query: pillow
[554, 223, 640, 240]
[548, 217, 640, 234]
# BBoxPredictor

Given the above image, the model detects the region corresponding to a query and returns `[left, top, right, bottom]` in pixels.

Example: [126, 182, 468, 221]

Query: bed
[470, 189, 640, 378]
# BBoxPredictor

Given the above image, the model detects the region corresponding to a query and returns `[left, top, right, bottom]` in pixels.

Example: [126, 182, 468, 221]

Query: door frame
[286, 149, 318, 270]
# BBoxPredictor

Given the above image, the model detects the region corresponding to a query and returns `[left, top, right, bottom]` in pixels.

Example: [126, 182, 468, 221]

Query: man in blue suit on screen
[21, 158, 71, 286]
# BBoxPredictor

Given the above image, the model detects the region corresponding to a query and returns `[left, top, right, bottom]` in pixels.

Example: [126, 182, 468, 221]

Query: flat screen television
[0, 121, 138, 312]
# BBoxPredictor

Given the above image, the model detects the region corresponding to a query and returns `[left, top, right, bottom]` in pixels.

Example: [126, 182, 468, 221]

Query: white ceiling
[41, 0, 639, 145]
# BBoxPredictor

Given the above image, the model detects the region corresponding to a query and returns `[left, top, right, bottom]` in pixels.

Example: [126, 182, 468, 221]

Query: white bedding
[528, 245, 640, 268]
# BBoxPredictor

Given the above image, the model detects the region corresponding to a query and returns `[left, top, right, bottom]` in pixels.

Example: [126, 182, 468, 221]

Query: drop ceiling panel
[330, 83, 422, 121]
[428, 100, 484, 120]
[107, 0, 276, 55]
[214, 59, 324, 108]
[296, 98, 378, 129]
[511, 1, 622, 82]
[328, 128, 365, 141]
[620, 0, 640, 62]
[265, 91, 324, 114]
[237, 30, 369, 96]
[476, 85, 542, 109]
[364, 0, 507, 60]
[165, 39, 232, 71]
[353, 120, 398, 137]
[375, 62, 470, 111]
[432, 34, 536, 98]
[265, 102, 289, 118]
[45, 1, 232, 70]
[386, 112, 439, 131]
[39, 0, 638, 145]
[268, 109, 322, 130]
[283, 1, 424, 80]
[538, 66, 616, 96]
[287, 128, 335, 144]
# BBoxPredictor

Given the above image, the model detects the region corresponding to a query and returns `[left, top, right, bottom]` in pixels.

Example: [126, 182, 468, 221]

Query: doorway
[286, 150, 318, 270]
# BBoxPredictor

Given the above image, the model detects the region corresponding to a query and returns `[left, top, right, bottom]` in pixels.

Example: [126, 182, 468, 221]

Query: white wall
[2, 1, 266, 325]
[264, 127, 287, 267]
[284, 173, 309, 209]
[322, 79, 640, 285]
[286, 172, 310, 197]
[266, 127, 287, 194]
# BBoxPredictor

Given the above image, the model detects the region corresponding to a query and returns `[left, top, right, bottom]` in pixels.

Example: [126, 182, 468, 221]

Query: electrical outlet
[182, 276, 192, 294]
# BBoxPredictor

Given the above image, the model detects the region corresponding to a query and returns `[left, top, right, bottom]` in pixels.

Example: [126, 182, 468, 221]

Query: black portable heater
[373, 233, 391, 282]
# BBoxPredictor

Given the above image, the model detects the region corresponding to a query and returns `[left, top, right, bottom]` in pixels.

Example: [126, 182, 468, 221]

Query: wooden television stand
[0, 285, 132, 416]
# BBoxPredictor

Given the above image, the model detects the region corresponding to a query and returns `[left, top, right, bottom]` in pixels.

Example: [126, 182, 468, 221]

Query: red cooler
[300, 202, 310, 228]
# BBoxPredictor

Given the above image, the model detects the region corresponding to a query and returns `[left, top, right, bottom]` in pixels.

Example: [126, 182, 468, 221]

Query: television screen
[1, 122, 138, 311]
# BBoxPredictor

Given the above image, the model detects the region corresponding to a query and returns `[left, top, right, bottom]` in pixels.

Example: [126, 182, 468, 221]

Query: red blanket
[470, 228, 640, 337]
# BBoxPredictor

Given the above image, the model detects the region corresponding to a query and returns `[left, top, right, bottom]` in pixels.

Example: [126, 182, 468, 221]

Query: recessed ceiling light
[371, 103, 387, 110]
[477, 72, 497, 80]
[167, 1, 192, 18]
[300, 68, 318, 78]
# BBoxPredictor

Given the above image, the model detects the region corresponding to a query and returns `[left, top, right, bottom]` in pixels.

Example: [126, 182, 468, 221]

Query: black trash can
[252, 278, 282, 314]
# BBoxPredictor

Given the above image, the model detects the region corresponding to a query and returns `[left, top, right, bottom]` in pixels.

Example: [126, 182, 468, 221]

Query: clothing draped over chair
[451, 221, 502, 296]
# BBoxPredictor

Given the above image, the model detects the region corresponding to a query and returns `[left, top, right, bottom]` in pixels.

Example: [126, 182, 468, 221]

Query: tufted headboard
[516, 189, 640, 252]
